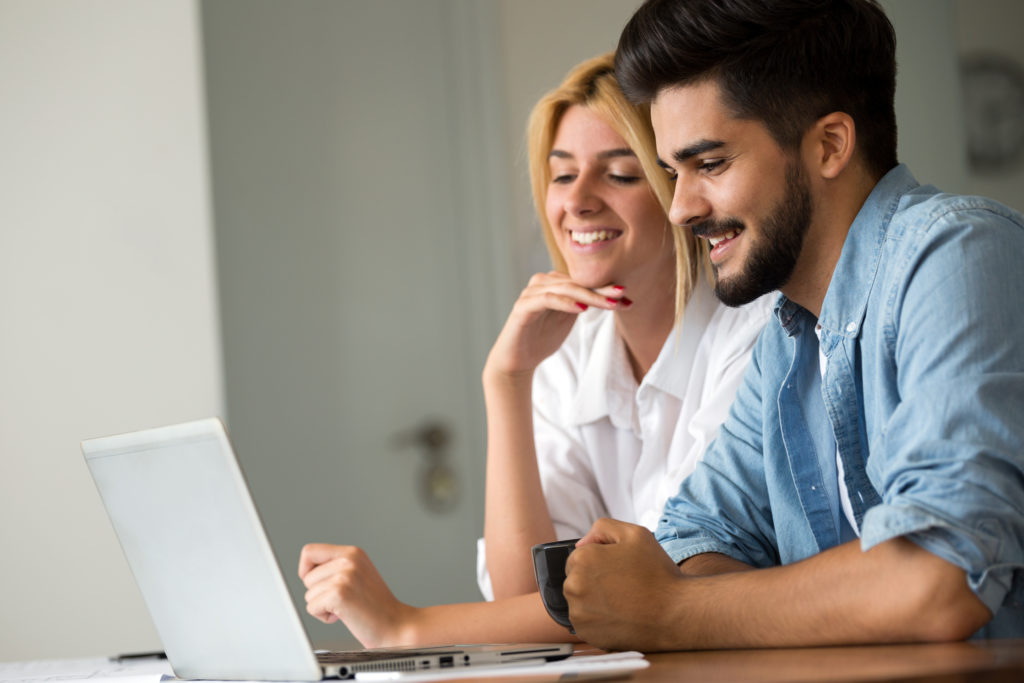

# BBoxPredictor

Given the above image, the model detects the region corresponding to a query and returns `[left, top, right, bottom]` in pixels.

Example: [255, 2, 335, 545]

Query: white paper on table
[0, 657, 171, 683]
[354, 651, 649, 682]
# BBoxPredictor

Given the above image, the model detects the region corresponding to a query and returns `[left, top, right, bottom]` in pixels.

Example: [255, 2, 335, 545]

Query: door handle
[394, 420, 459, 513]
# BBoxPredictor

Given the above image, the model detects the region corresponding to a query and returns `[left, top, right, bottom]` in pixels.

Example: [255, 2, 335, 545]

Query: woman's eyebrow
[598, 148, 636, 160]
[549, 148, 636, 160]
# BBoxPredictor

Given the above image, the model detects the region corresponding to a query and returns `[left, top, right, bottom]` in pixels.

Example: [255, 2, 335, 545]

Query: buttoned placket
[819, 324, 882, 529]
[778, 312, 846, 552]
[633, 382, 650, 523]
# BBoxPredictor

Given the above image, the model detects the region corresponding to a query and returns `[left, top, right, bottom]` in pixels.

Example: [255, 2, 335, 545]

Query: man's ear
[805, 112, 856, 180]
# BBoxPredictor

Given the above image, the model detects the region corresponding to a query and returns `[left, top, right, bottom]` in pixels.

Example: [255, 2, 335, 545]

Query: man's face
[650, 81, 814, 307]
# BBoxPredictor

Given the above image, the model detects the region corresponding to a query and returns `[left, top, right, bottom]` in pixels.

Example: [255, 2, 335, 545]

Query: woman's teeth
[571, 230, 616, 245]
[708, 229, 741, 247]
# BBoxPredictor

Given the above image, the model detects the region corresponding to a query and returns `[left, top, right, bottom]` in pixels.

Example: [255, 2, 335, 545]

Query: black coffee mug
[531, 538, 580, 633]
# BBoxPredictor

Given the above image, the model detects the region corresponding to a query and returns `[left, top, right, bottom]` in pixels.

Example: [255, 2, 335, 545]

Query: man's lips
[706, 228, 741, 247]
[691, 220, 745, 252]
[691, 220, 745, 261]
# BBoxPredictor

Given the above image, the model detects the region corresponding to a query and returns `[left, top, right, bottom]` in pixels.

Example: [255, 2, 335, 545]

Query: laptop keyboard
[316, 649, 447, 664]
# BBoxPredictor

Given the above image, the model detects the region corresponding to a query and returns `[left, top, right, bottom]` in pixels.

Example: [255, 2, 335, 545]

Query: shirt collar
[571, 312, 633, 428]
[647, 275, 719, 396]
[571, 276, 720, 428]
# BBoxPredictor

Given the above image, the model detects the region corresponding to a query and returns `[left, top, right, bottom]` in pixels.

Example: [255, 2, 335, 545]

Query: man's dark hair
[615, 0, 898, 179]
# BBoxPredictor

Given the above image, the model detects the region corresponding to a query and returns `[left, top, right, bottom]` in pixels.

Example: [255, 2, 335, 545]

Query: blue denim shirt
[657, 165, 1024, 637]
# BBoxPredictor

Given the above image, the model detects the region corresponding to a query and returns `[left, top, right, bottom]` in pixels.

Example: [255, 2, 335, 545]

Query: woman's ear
[806, 111, 856, 180]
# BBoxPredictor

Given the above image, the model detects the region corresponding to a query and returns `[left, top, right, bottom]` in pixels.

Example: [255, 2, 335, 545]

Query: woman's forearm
[482, 366, 557, 598]
[404, 592, 579, 646]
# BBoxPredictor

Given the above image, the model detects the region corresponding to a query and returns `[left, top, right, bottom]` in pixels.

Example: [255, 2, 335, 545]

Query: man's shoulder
[891, 186, 1024, 240]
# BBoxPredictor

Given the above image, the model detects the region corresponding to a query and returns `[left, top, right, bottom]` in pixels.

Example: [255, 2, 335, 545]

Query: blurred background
[2, 0, 1021, 660]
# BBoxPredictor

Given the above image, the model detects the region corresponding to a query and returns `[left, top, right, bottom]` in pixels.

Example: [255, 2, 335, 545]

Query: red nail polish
[576, 302, 588, 311]
[621, 297, 633, 307]
[612, 285, 625, 292]
[606, 297, 618, 305]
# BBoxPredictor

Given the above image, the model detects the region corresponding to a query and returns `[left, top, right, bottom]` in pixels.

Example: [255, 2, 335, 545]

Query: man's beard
[694, 161, 813, 307]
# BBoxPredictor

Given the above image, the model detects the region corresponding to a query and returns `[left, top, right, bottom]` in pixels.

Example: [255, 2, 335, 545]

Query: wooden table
[626, 639, 1024, 682]
[9, 641, 1020, 683]
[442, 640, 1024, 682]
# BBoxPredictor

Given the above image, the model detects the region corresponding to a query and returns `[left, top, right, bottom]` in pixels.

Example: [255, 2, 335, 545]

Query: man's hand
[563, 518, 684, 651]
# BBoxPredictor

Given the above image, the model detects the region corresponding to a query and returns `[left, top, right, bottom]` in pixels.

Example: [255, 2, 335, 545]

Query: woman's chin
[566, 268, 616, 290]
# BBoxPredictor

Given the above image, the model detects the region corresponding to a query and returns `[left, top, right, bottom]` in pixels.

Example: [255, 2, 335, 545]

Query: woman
[299, 52, 771, 645]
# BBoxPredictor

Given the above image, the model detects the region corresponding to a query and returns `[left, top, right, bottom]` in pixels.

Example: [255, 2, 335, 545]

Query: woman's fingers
[485, 273, 633, 377]
[518, 273, 632, 313]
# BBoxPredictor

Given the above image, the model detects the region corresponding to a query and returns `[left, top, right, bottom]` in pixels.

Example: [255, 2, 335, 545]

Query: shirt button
[846, 322, 857, 333]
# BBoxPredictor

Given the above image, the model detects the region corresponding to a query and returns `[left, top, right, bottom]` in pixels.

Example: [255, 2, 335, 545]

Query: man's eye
[700, 159, 726, 173]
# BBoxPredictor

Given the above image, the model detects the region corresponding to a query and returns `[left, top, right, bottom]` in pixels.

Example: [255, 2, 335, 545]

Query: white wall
[955, 0, 1024, 211]
[882, 0, 967, 193]
[0, 0, 224, 660]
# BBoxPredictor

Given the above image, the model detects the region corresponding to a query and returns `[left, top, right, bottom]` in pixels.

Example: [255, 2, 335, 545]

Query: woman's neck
[614, 276, 677, 383]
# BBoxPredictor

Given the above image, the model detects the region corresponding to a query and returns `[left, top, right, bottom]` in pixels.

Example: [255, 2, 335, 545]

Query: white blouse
[476, 277, 774, 599]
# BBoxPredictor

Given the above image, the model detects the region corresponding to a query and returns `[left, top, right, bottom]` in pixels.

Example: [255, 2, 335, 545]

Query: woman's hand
[299, 543, 416, 648]
[481, 272, 630, 598]
[485, 272, 630, 379]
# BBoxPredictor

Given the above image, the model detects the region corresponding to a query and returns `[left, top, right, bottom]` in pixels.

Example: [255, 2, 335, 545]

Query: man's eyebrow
[673, 139, 726, 164]
[549, 148, 636, 160]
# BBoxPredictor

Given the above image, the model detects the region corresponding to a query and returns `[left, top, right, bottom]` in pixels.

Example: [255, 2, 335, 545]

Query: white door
[202, 0, 512, 648]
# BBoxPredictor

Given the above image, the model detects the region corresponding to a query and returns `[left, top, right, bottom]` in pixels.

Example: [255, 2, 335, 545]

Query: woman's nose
[668, 178, 710, 227]
[565, 176, 602, 216]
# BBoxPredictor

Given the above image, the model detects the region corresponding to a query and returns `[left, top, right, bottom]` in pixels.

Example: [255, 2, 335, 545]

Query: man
[563, 0, 1024, 650]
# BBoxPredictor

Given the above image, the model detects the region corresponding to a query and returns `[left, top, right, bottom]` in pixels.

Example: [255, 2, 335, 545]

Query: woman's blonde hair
[526, 51, 703, 322]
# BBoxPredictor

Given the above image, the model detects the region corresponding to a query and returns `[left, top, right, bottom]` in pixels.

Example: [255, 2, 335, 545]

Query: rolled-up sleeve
[657, 335, 780, 568]
[861, 205, 1024, 616]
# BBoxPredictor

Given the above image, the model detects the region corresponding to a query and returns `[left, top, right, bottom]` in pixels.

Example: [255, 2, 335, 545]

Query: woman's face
[544, 105, 674, 291]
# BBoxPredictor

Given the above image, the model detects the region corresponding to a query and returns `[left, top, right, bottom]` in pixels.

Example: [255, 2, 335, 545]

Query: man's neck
[782, 169, 879, 317]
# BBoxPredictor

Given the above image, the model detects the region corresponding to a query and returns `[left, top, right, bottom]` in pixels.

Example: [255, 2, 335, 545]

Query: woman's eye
[551, 174, 576, 184]
[610, 174, 642, 185]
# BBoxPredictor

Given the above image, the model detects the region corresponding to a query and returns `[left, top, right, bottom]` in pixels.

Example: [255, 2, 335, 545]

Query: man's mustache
[689, 217, 745, 239]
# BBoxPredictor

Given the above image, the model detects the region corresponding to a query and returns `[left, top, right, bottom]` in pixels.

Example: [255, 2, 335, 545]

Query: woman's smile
[569, 228, 623, 248]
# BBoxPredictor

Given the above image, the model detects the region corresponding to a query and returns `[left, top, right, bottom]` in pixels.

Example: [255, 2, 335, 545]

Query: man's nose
[668, 178, 710, 227]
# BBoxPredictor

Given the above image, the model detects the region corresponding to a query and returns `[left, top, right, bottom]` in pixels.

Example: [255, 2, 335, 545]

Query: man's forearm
[657, 538, 990, 650]
[567, 525, 992, 652]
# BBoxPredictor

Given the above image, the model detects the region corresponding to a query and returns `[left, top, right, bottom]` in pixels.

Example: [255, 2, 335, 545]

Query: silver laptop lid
[82, 418, 322, 681]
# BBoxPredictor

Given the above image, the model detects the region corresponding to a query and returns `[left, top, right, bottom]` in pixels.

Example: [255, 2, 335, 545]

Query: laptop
[81, 418, 572, 680]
